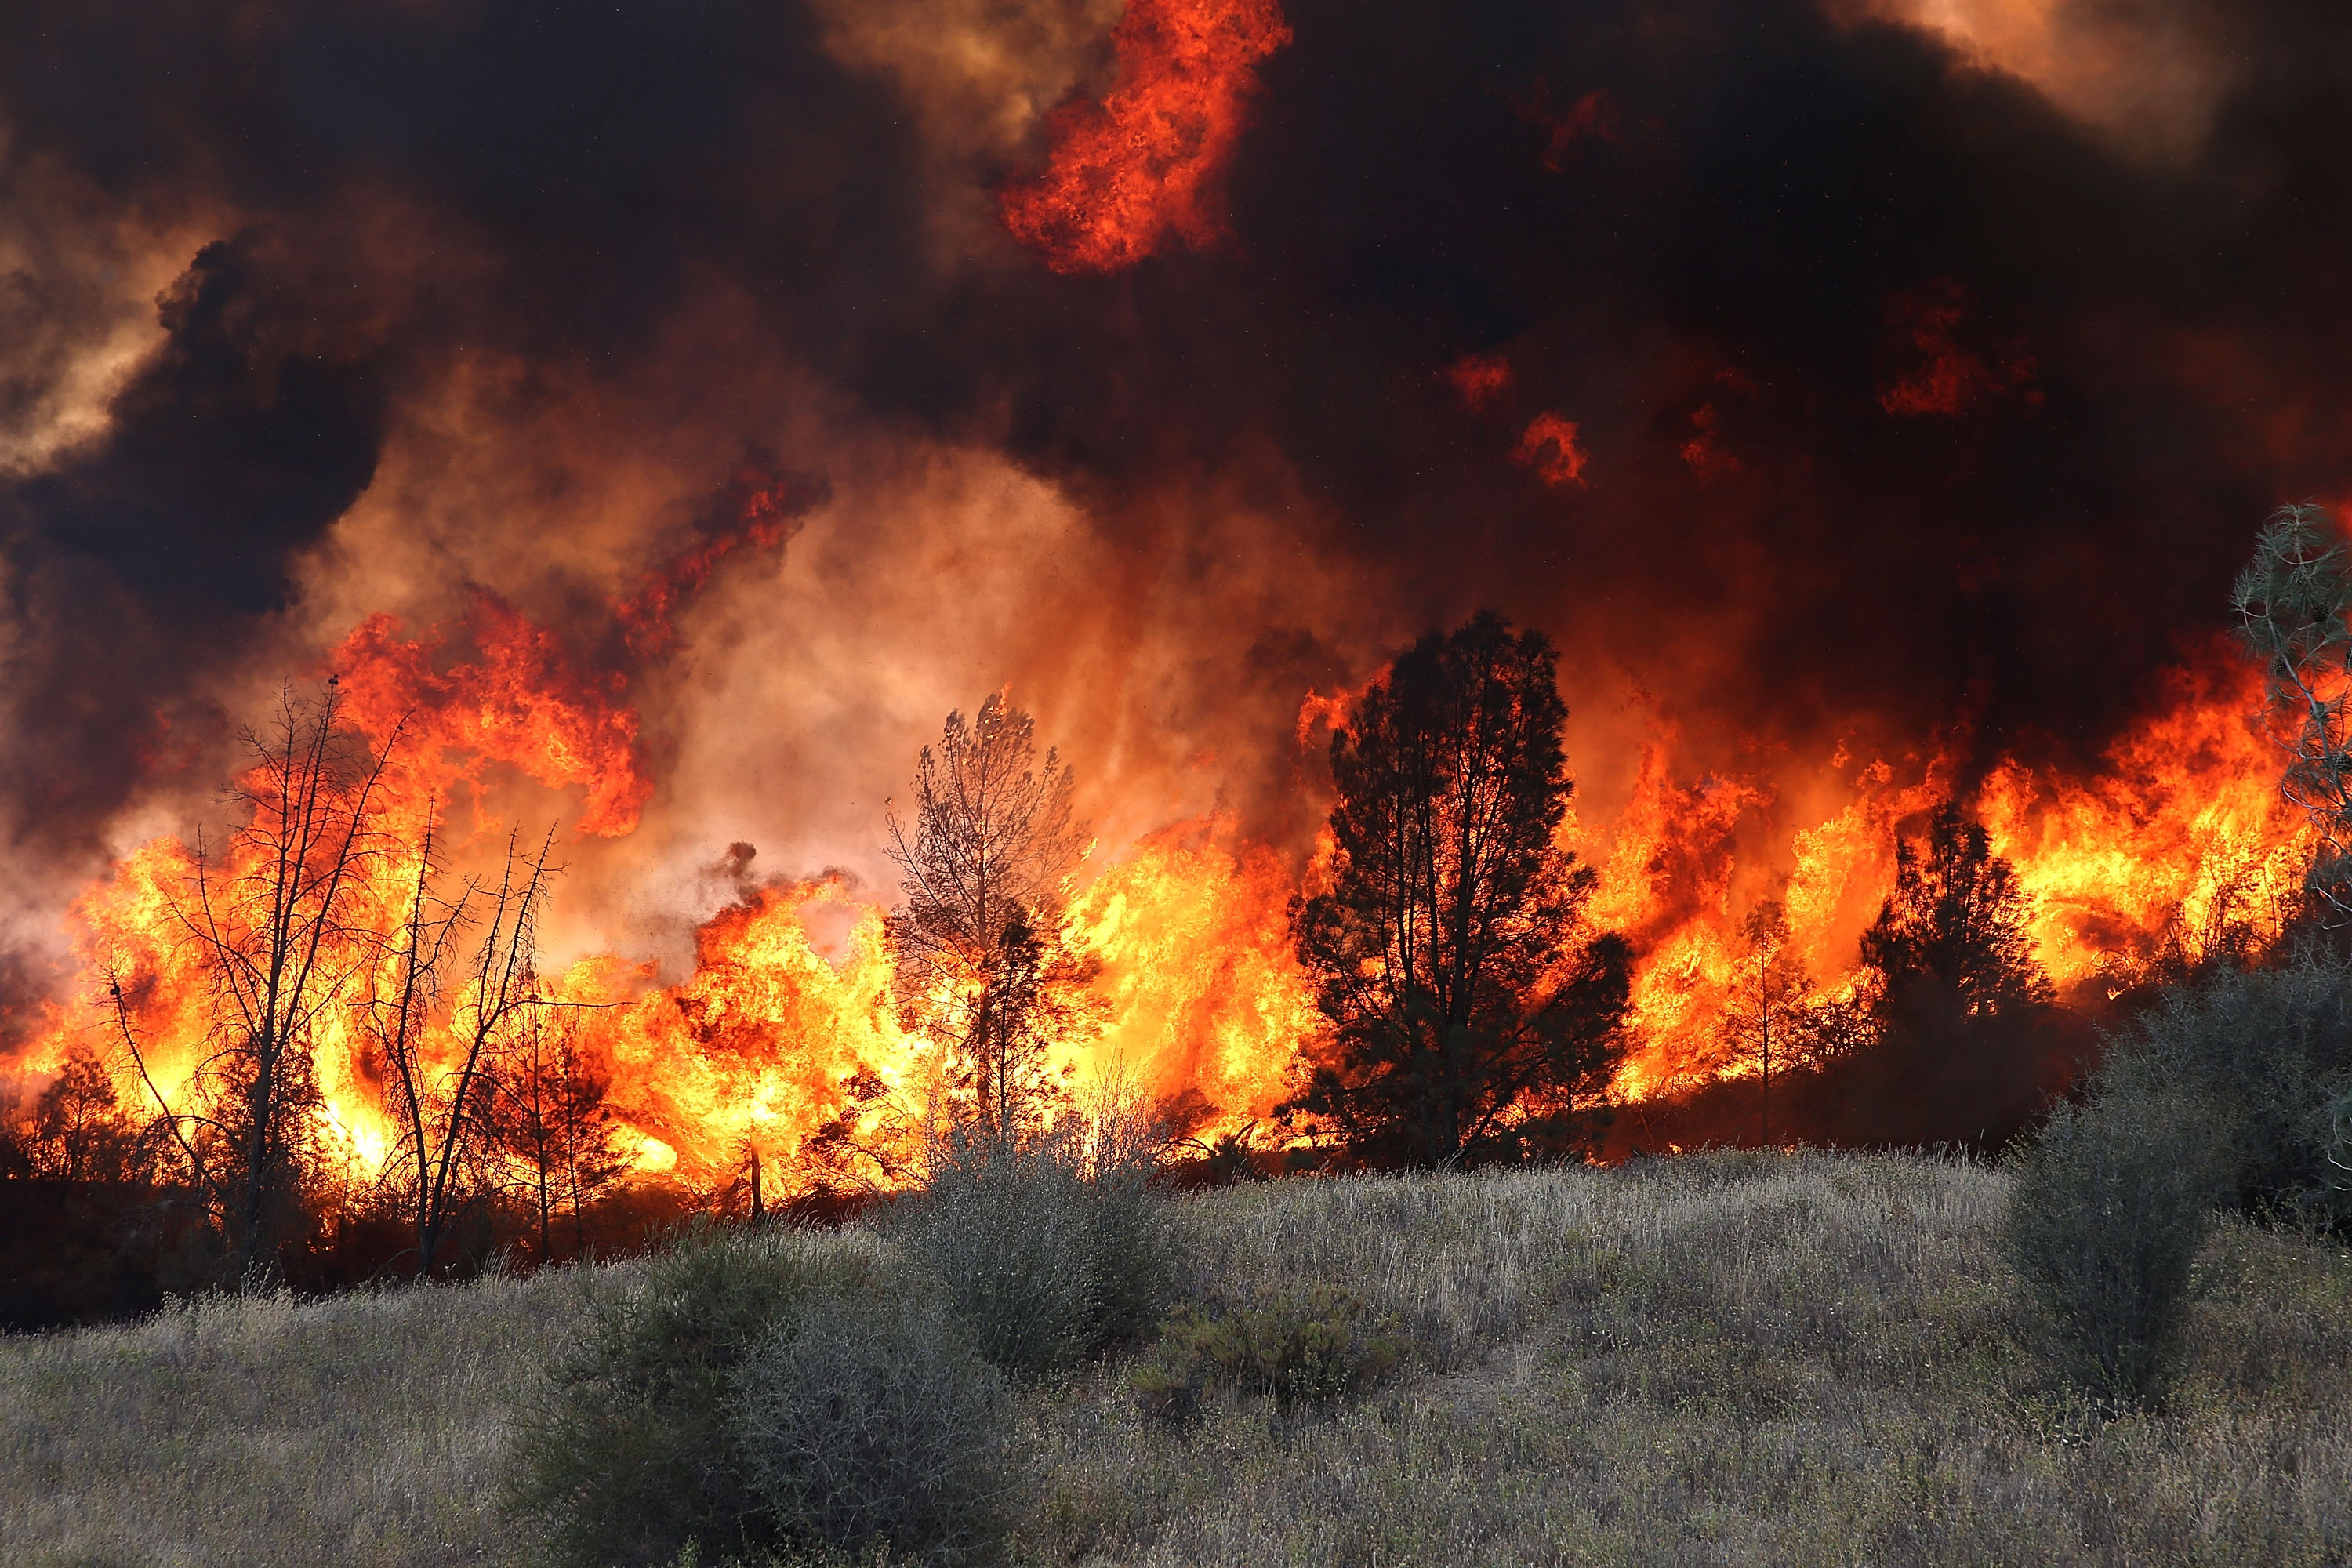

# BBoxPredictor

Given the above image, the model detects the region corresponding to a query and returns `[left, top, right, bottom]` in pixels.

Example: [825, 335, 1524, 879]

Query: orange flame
[332, 593, 652, 840]
[1000, 0, 1293, 274]
[1514, 412, 1590, 488]
[7, 607, 2315, 1195]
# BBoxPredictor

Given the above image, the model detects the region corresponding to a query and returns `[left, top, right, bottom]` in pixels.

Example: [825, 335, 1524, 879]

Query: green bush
[890, 1121, 1180, 1379]
[2100, 952, 2352, 1227]
[2002, 1091, 2225, 1408]
[1129, 1283, 1406, 1418]
[731, 1286, 1008, 1563]
[505, 1226, 891, 1567]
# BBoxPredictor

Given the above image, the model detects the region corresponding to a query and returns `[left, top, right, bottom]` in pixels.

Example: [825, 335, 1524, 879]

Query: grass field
[5, 1151, 2350, 1566]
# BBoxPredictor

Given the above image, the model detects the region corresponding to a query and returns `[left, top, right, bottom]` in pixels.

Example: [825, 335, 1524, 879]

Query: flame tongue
[1000, 0, 1294, 274]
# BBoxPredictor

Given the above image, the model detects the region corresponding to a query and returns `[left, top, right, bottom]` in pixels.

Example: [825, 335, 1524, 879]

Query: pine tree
[1285, 612, 1630, 1167]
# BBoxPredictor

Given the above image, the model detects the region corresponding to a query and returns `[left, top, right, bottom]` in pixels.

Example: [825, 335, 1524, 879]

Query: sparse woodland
[7, 531, 2352, 1565]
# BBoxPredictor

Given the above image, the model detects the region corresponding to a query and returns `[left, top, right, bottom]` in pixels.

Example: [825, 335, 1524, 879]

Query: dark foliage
[1862, 800, 2055, 1025]
[1832, 799, 2072, 1148]
[2004, 1091, 2227, 1410]
[1286, 612, 1629, 1167]
[2097, 950, 2352, 1229]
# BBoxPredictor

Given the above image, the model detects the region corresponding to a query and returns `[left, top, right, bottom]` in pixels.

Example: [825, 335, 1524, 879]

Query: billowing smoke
[2, 0, 2347, 1130]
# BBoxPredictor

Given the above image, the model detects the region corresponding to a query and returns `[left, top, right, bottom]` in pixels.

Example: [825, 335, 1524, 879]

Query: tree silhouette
[1860, 800, 2053, 1025]
[11, 1048, 146, 1183]
[1721, 900, 1816, 1145]
[484, 1006, 629, 1261]
[1285, 612, 1630, 1167]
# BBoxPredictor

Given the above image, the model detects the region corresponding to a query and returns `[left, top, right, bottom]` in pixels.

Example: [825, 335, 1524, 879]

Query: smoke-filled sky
[2, 0, 2347, 987]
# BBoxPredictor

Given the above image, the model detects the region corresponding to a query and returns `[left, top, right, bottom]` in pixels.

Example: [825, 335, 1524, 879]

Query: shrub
[2002, 1091, 2225, 1408]
[731, 1286, 1007, 1563]
[1129, 1283, 1406, 1419]
[890, 1119, 1180, 1379]
[2100, 951, 2352, 1227]
[505, 1225, 891, 1567]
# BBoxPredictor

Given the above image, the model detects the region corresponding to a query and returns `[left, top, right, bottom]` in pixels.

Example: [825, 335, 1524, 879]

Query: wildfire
[999, 0, 1292, 274]
[6, 597, 2316, 1196]
[332, 594, 652, 840]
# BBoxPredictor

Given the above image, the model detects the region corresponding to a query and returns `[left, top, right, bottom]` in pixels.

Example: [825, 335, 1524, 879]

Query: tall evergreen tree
[1286, 612, 1629, 1167]
[1860, 800, 2053, 1026]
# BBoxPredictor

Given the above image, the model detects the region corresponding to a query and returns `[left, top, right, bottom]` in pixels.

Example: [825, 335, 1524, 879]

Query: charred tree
[139, 681, 397, 1287]
[1285, 612, 1630, 1168]
[368, 823, 560, 1277]
[884, 693, 1094, 1148]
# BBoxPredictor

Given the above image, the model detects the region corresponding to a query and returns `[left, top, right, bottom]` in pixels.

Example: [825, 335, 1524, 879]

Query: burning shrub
[506, 1225, 897, 1567]
[888, 1116, 1181, 1380]
[730, 1286, 1008, 1563]
[1127, 1282, 1406, 1419]
[2002, 1090, 2225, 1409]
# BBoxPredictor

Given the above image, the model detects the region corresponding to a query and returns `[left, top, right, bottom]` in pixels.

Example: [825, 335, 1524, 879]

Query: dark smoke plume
[1, 0, 2348, 912]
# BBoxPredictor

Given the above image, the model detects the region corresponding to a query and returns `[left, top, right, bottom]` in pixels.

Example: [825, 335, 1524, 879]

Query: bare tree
[122, 681, 397, 1286]
[884, 693, 1094, 1146]
[368, 822, 560, 1276]
[2233, 502, 2352, 917]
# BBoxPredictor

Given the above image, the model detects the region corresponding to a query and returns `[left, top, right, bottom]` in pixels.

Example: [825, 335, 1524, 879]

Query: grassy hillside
[5, 1152, 2350, 1566]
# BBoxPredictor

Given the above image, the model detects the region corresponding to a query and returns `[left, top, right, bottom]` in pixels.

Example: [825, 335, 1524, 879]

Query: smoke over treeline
[2, 0, 2347, 995]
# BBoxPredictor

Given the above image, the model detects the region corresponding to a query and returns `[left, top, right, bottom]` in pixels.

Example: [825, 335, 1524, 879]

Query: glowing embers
[1513, 412, 1588, 489]
[1000, 0, 1292, 274]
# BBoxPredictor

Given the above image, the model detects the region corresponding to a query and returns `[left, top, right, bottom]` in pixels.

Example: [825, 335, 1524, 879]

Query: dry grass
[4, 1152, 2348, 1566]
[1018, 1152, 2352, 1567]
[0, 1264, 602, 1567]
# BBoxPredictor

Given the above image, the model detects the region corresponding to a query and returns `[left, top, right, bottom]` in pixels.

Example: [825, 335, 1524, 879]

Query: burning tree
[884, 693, 1096, 1146]
[1721, 900, 1813, 1145]
[2233, 502, 2352, 918]
[1286, 612, 1631, 1167]
[118, 681, 397, 1286]
[483, 1004, 629, 1262]
[366, 822, 561, 1276]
